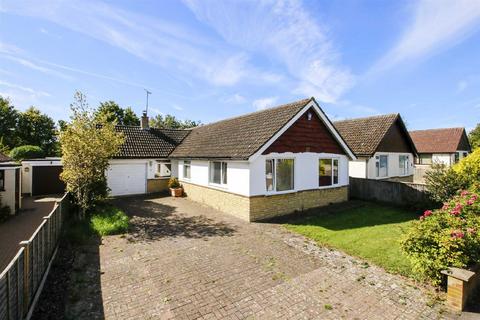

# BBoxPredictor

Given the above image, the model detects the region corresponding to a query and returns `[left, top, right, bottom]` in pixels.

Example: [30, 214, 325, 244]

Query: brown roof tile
[409, 128, 470, 153]
[114, 126, 190, 159]
[333, 114, 400, 156]
[0, 152, 11, 163]
[169, 98, 313, 159]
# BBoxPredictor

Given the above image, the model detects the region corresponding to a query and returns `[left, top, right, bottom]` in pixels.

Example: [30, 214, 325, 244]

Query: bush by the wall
[425, 163, 468, 203]
[9, 145, 45, 161]
[454, 148, 480, 188]
[401, 190, 480, 285]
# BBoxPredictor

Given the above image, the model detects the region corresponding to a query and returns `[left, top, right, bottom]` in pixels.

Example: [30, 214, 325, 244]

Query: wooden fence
[349, 177, 434, 208]
[0, 193, 69, 320]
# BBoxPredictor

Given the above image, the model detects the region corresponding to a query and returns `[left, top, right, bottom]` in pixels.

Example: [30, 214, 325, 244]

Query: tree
[9, 145, 45, 161]
[469, 123, 480, 150]
[17, 107, 57, 156]
[0, 96, 19, 149]
[95, 101, 140, 126]
[60, 92, 124, 218]
[149, 114, 200, 129]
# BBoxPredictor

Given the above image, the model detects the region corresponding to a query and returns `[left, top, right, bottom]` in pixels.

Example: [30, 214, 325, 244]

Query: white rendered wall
[432, 154, 454, 166]
[21, 159, 62, 194]
[0, 168, 19, 213]
[178, 160, 250, 196]
[366, 152, 414, 179]
[249, 152, 349, 197]
[349, 159, 367, 178]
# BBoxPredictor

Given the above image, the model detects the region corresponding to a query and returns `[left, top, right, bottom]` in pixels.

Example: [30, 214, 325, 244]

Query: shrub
[454, 148, 480, 188]
[401, 190, 480, 285]
[425, 163, 468, 203]
[90, 205, 129, 236]
[9, 145, 45, 161]
[167, 177, 181, 189]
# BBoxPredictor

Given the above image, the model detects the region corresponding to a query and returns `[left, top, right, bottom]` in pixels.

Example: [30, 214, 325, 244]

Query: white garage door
[107, 163, 147, 196]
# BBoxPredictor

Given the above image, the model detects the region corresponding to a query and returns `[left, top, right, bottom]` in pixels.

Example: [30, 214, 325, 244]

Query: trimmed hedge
[9, 145, 45, 161]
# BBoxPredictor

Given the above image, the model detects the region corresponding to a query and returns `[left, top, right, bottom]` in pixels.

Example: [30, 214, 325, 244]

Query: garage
[32, 165, 66, 196]
[107, 162, 147, 196]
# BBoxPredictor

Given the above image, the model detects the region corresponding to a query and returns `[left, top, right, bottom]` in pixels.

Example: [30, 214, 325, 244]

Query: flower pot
[170, 187, 183, 197]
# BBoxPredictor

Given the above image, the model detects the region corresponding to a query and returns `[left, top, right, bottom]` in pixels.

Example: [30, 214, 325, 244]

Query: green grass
[90, 205, 129, 236]
[285, 203, 418, 277]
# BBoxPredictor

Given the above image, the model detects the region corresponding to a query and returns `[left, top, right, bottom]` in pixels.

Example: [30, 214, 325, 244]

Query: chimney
[141, 111, 149, 129]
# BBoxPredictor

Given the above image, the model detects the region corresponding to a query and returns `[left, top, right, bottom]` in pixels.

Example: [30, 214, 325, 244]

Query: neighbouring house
[108, 98, 355, 221]
[409, 127, 471, 166]
[21, 158, 65, 196]
[0, 152, 21, 214]
[334, 114, 417, 182]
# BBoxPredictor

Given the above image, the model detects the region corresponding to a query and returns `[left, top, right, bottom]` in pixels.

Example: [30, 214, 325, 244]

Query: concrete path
[90, 196, 459, 320]
[0, 195, 61, 271]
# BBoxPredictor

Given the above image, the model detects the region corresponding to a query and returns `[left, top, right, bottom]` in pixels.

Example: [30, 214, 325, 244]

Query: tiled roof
[333, 114, 399, 156]
[0, 152, 11, 163]
[409, 128, 470, 153]
[114, 126, 190, 159]
[169, 98, 313, 159]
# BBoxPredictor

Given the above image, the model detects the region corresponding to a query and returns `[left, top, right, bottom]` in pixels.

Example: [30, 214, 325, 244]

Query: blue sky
[0, 0, 480, 131]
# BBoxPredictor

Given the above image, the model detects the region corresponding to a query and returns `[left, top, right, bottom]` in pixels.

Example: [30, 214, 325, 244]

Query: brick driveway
[97, 196, 453, 320]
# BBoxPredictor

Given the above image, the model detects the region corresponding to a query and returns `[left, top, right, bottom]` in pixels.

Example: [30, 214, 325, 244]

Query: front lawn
[284, 203, 419, 277]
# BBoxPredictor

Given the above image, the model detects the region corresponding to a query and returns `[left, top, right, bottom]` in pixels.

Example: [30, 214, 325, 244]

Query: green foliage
[90, 205, 129, 236]
[285, 203, 417, 276]
[0, 96, 19, 149]
[401, 191, 480, 285]
[425, 163, 468, 203]
[60, 92, 125, 218]
[95, 101, 140, 126]
[17, 107, 57, 155]
[9, 145, 45, 161]
[469, 123, 480, 150]
[167, 177, 181, 189]
[454, 148, 480, 188]
[149, 114, 200, 129]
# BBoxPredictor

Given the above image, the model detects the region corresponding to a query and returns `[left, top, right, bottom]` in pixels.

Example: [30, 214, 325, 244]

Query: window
[399, 155, 409, 175]
[156, 161, 171, 177]
[375, 155, 388, 177]
[455, 153, 460, 163]
[463, 152, 468, 158]
[210, 161, 227, 185]
[265, 159, 294, 192]
[419, 154, 432, 165]
[183, 160, 191, 179]
[319, 158, 339, 186]
[0, 170, 4, 190]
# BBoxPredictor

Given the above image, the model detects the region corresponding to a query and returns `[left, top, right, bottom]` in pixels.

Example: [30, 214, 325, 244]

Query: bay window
[210, 161, 227, 185]
[319, 158, 339, 186]
[183, 160, 191, 179]
[399, 155, 409, 175]
[265, 158, 294, 192]
[375, 155, 388, 177]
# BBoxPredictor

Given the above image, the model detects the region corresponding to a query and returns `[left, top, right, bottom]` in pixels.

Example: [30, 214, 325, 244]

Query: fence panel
[0, 193, 69, 320]
[349, 177, 434, 208]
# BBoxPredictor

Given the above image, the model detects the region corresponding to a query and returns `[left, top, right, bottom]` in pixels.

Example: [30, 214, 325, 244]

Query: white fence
[0, 193, 69, 320]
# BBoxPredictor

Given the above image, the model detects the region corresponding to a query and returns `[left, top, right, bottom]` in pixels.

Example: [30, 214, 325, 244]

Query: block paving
[94, 196, 458, 320]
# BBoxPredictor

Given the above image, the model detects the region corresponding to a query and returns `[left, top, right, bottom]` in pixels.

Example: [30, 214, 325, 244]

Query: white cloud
[224, 93, 247, 104]
[172, 104, 184, 111]
[457, 80, 468, 93]
[372, 0, 480, 73]
[0, 80, 50, 97]
[0, 0, 252, 87]
[1, 54, 73, 80]
[252, 97, 278, 110]
[183, 0, 354, 103]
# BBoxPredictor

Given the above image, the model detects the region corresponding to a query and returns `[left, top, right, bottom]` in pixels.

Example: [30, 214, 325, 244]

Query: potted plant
[168, 177, 183, 197]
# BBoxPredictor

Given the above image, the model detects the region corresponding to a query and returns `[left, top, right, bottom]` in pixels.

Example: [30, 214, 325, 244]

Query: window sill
[208, 183, 228, 190]
[318, 184, 340, 190]
[265, 189, 295, 196]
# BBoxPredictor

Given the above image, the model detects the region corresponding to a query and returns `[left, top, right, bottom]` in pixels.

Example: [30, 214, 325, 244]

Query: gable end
[376, 118, 416, 154]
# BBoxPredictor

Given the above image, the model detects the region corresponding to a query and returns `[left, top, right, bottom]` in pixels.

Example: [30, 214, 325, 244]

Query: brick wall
[182, 182, 348, 222]
[249, 187, 348, 221]
[181, 182, 251, 221]
[147, 178, 169, 193]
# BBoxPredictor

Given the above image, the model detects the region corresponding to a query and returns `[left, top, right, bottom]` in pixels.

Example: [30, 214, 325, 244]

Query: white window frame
[183, 160, 191, 180]
[399, 155, 409, 176]
[265, 158, 295, 194]
[209, 161, 227, 186]
[318, 158, 340, 188]
[156, 161, 171, 178]
[375, 154, 388, 178]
